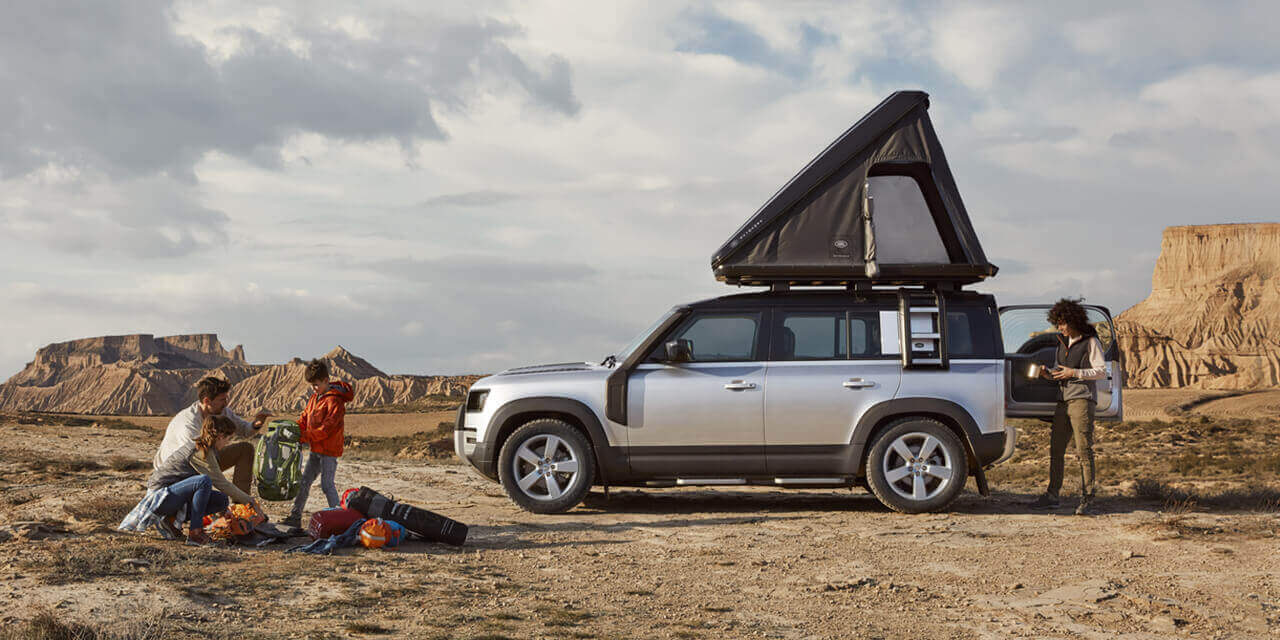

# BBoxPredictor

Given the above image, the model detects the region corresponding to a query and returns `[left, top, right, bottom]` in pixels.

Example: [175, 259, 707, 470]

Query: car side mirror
[664, 339, 692, 362]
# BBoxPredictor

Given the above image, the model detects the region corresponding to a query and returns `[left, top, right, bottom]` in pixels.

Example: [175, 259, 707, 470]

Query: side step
[644, 478, 851, 487]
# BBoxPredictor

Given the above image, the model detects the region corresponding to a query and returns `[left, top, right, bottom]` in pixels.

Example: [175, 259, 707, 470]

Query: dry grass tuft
[106, 456, 149, 472]
[23, 457, 103, 474]
[63, 494, 140, 525]
[20, 537, 238, 586]
[1131, 477, 1280, 512]
[0, 606, 168, 640]
[343, 622, 393, 635]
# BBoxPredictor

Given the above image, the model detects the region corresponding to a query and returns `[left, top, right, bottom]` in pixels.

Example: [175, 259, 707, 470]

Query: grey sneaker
[1029, 493, 1061, 510]
[280, 514, 302, 529]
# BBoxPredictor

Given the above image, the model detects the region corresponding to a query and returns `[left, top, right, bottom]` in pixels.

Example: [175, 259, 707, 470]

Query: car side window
[651, 313, 761, 362]
[776, 312, 846, 360]
[849, 311, 883, 357]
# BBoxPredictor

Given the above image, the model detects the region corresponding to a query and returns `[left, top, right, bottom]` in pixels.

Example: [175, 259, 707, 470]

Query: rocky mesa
[0, 334, 481, 415]
[1117, 223, 1280, 389]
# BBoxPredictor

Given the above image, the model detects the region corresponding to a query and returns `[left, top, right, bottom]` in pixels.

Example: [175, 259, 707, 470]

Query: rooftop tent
[711, 90, 997, 287]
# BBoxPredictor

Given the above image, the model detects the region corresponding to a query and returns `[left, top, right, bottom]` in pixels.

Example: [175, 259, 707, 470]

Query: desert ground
[2, 389, 1278, 639]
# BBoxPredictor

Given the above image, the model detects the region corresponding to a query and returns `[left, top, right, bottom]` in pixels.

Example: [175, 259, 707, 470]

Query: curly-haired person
[1030, 298, 1107, 516]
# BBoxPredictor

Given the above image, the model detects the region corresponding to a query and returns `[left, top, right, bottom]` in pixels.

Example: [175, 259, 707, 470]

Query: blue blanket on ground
[285, 518, 367, 555]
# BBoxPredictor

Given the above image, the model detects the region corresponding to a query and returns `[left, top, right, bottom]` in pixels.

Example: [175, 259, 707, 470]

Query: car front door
[999, 305, 1124, 420]
[625, 310, 768, 477]
[763, 306, 901, 475]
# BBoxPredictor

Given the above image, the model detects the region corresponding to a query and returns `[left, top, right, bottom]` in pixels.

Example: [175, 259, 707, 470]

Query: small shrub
[63, 495, 138, 525]
[107, 457, 148, 472]
[343, 623, 392, 635]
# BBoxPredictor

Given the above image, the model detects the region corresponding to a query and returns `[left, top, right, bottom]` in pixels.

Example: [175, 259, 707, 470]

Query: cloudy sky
[2, 1, 1277, 376]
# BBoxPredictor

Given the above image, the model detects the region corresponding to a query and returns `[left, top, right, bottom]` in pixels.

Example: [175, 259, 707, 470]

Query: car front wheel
[498, 419, 595, 514]
[866, 417, 968, 513]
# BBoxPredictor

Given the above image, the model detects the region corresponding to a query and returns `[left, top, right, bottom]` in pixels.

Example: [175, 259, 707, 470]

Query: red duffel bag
[308, 507, 364, 539]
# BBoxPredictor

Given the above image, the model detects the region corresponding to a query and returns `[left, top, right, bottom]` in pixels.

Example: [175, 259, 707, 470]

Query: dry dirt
[1123, 388, 1280, 421]
[1, 410, 1278, 639]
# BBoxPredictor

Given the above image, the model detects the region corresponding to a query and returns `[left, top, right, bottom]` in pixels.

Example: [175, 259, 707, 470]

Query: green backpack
[254, 419, 302, 501]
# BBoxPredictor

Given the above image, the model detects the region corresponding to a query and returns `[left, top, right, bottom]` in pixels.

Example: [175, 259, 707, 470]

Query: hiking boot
[280, 514, 302, 529]
[157, 515, 183, 540]
[1029, 493, 1061, 510]
[185, 528, 213, 546]
[1075, 496, 1095, 516]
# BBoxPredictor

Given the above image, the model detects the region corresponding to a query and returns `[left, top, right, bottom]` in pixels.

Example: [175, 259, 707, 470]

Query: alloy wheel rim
[511, 434, 580, 501]
[882, 432, 955, 502]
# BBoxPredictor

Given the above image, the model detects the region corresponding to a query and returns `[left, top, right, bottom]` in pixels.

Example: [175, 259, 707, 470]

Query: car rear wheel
[866, 417, 968, 513]
[498, 419, 595, 514]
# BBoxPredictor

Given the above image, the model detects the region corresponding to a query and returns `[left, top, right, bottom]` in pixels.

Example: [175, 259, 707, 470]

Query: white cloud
[929, 5, 1032, 90]
[1, 1, 1278, 379]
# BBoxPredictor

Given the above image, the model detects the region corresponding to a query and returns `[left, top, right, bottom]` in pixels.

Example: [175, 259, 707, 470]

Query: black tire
[498, 419, 595, 514]
[865, 417, 968, 514]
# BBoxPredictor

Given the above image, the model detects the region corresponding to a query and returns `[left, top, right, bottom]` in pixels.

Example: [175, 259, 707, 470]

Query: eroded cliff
[0, 335, 480, 415]
[1117, 223, 1280, 389]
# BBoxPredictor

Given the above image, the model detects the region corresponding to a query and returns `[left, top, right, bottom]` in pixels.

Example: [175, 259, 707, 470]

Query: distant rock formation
[0, 335, 481, 415]
[1117, 223, 1280, 389]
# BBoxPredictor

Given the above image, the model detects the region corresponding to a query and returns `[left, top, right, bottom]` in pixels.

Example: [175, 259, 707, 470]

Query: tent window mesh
[867, 175, 949, 264]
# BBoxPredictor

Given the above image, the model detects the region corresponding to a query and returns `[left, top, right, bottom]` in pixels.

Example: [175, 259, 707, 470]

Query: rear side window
[776, 312, 846, 360]
[849, 312, 883, 358]
[930, 307, 998, 359]
[651, 312, 762, 362]
[879, 303, 999, 359]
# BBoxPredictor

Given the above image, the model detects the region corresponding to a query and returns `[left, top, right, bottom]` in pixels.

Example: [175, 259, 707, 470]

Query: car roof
[680, 288, 996, 310]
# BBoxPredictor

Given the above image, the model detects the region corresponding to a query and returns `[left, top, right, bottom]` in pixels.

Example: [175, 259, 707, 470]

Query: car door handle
[843, 379, 876, 389]
[724, 381, 757, 390]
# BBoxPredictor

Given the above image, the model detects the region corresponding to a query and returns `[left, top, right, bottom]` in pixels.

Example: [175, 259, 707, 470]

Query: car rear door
[762, 305, 902, 475]
[999, 305, 1124, 420]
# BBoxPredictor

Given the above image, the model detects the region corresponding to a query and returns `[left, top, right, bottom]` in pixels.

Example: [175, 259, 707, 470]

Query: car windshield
[614, 309, 676, 362]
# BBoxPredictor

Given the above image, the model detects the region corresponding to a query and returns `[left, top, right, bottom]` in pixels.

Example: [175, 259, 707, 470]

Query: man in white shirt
[1030, 298, 1107, 516]
[153, 376, 272, 494]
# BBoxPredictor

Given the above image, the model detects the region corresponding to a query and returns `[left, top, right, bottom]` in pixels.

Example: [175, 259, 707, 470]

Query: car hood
[495, 362, 606, 376]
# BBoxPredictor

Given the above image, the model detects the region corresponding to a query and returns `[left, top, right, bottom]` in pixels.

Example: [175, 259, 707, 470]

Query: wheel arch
[852, 398, 983, 480]
[485, 396, 626, 485]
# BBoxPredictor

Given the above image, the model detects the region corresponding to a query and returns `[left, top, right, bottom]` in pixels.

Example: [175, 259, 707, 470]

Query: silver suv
[455, 290, 1125, 514]
[456, 90, 1124, 513]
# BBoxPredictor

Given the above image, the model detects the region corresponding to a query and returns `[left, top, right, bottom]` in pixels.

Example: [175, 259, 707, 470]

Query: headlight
[466, 389, 489, 412]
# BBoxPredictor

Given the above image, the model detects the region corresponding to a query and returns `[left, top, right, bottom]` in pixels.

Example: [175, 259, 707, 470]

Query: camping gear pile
[287, 486, 468, 554]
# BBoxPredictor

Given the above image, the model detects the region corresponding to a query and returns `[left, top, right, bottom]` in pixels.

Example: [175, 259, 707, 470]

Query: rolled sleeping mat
[346, 486, 468, 546]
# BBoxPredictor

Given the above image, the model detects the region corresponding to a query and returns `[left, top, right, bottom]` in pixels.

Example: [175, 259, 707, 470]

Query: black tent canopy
[711, 91, 997, 287]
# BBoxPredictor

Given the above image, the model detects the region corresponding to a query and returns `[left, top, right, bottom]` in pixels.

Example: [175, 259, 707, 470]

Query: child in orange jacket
[283, 359, 355, 528]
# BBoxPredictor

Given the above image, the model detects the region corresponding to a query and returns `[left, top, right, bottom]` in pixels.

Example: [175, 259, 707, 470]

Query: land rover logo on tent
[833, 239, 849, 249]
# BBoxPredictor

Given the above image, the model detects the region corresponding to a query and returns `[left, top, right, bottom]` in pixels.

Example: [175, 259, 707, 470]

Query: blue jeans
[290, 452, 339, 518]
[157, 475, 229, 525]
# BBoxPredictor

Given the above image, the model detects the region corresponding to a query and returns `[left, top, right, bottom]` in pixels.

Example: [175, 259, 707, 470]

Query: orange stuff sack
[358, 518, 402, 549]
[206, 503, 265, 541]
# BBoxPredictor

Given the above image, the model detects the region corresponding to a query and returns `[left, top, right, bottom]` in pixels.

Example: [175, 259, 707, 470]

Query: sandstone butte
[1116, 223, 1280, 389]
[0, 334, 481, 415]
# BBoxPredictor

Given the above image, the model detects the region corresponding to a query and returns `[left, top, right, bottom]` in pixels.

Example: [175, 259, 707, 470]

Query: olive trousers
[1046, 398, 1096, 498]
[215, 441, 255, 495]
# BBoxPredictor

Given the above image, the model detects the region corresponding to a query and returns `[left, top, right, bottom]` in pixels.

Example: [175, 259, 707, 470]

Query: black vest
[1055, 334, 1098, 402]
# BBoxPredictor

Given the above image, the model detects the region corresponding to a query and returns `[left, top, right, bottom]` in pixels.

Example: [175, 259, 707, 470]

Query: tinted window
[849, 312, 883, 357]
[910, 307, 996, 359]
[776, 312, 846, 360]
[658, 313, 760, 362]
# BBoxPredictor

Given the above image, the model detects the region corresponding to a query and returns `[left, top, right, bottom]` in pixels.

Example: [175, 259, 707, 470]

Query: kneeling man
[153, 376, 271, 494]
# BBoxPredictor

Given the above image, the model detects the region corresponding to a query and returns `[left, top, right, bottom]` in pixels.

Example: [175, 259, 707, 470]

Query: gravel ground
[1, 413, 1277, 639]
